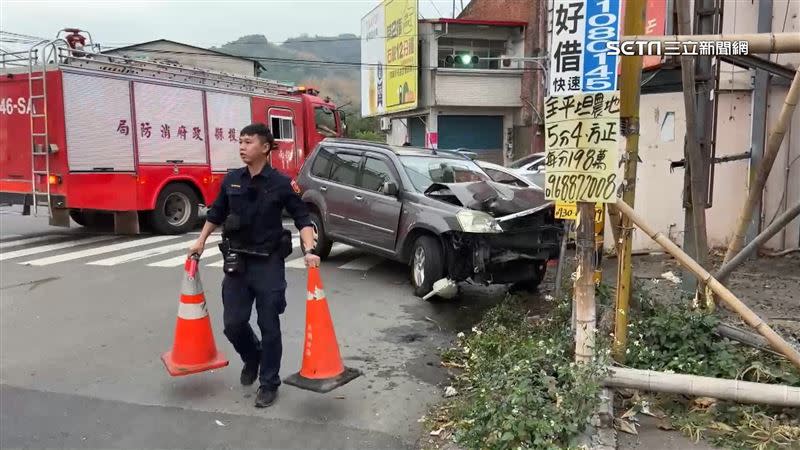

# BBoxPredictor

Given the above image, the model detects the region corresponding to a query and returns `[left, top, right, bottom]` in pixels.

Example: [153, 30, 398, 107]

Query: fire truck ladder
[26, 40, 60, 217]
[55, 46, 299, 98]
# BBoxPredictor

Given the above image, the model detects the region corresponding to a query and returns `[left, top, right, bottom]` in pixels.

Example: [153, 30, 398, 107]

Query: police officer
[188, 123, 320, 408]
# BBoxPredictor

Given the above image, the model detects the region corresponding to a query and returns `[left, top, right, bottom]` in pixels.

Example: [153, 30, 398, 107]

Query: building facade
[103, 39, 264, 77]
[412, 0, 799, 252]
[383, 18, 528, 165]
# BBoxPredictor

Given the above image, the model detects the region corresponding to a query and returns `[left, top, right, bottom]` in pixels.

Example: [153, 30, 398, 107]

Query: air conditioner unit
[380, 117, 392, 131]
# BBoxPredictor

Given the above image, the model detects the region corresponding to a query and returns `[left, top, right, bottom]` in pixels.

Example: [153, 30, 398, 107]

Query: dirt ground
[603, 250, 800, 346]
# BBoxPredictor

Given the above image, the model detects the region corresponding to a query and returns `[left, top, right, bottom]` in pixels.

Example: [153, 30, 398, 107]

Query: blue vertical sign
[582, 0, 621, 93]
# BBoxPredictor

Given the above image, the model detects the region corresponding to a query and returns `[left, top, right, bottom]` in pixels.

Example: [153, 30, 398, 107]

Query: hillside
[212, 34, 361, 111]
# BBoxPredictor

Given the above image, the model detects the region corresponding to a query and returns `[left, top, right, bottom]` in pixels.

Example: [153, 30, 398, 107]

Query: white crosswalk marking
[148, 246, 222, 267]
[87, 235, 222, 266]
[0, 235, 118, 262]
[339, 255, 385, 271]
[0, 235, 62, 250]
[21, 235, 179, 266]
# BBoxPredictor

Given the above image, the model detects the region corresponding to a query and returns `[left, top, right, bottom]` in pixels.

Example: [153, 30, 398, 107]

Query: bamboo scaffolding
[614, 199, 800, 370]
[612, 0, 646, 363]
[618, 32, 800, 54]
[723, 68, 800, 266]
[717, 201, 800, 283]
[605, 367, 800, 407]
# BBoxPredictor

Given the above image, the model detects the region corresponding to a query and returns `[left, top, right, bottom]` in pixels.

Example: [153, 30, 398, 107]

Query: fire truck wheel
[69, 210, 88, 226]
[150, 184, 199, 234]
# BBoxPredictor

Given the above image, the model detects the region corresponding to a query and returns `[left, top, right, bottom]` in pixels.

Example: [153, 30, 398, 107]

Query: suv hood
[424, 181, 552, 217]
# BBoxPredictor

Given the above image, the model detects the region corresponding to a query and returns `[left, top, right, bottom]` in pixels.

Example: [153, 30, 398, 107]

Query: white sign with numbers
[548, 0, 621, 96]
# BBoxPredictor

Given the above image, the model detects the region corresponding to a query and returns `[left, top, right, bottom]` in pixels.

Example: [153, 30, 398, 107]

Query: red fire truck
[0, 29, 345, 234]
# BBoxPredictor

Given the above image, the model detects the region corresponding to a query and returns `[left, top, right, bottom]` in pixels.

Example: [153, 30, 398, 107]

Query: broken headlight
[456, 210, 503, 233]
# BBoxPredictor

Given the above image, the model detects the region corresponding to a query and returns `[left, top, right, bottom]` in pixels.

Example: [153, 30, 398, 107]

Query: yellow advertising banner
[543, 91, 621, 203]
[383, 0, 418, 113]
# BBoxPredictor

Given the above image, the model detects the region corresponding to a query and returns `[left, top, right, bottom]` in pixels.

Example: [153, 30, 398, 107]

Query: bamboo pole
[612, 0, 646, 363]
[614, 199, 800, 370]
[575, 203, 597, 363]
[723, 68, 800, 266]
[618, 32, 800, 54]
[677, 0, 710, 297]
[605, 367, 800, 407]
[717, 201, 800, 283]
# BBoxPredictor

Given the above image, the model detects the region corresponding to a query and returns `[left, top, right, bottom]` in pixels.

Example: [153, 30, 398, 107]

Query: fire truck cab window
[270, 116, 293, 141]
[314, 106, 337, 138]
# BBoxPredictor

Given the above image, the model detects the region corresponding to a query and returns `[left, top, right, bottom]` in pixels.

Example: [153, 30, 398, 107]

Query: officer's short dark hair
[240, 123, 276, 149]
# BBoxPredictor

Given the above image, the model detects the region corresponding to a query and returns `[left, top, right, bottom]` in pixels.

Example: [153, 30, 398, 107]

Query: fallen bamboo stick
[614, 200, 800, 371]
[721, 199, 800, 281]
[605, 367, 800, 407]
[618, 32, 800, 54]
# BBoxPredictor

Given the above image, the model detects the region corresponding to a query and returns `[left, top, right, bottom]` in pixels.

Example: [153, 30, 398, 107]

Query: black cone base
[284, 367, 362, 393]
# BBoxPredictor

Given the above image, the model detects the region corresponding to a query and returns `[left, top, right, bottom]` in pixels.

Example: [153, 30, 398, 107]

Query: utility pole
[679, 0, 718, 295]
[611, 0, 646, 362]
[575, 203, 597, 363]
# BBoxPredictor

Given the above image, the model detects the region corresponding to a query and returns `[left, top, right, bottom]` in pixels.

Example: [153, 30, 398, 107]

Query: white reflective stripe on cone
[177, 301, 208, 320]
[307, 287, 325, 301]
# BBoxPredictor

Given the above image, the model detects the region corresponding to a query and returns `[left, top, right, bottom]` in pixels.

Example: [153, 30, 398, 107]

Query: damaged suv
[295, 139, 562, 298]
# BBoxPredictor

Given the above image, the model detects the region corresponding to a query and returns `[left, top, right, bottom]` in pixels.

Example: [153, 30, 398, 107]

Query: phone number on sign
[545, 173, 617, 202]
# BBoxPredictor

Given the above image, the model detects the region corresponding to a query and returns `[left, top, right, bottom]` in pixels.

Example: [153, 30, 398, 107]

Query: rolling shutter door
[62, 73, 135, 171]
[133, 82, 207, 164]
[438, 115, 503, 164]
[206, 92, 250, 172]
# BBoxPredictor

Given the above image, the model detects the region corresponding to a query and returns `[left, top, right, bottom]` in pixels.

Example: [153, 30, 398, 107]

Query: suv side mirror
[382, 181, 399, 196]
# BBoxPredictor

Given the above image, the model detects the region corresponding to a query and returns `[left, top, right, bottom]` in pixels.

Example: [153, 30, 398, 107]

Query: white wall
[387, 118, 409, 145]
[606, 87, 798, 253]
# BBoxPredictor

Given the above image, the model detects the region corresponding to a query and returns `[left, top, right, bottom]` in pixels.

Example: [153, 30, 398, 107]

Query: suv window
[360, 156, 394, 192]
[311, 147, 335, 179]
[329, 152, 362, 186]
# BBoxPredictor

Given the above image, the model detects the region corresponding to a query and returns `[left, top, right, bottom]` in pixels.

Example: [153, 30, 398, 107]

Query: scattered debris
[661, 271, 681, 284]
[215, 420, 226, 427]
[444, 386, 458, 398]
[614, 418, 638, 435]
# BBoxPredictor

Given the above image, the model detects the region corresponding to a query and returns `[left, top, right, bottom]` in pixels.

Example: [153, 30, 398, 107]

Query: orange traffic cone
[161, 255, 229, 376]
[284, 266, 361, 393]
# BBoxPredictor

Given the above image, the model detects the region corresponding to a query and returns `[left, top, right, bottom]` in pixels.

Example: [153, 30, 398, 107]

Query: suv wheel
[410, 235, 444, 298]
[307, 211, 332, 259]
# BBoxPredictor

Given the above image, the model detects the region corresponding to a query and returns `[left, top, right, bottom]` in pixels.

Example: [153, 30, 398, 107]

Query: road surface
[0, 206, 506, 449]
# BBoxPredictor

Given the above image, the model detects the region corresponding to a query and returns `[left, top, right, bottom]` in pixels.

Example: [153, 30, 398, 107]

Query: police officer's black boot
[254, 386, 277, 408]
[240, 358, 259, 386]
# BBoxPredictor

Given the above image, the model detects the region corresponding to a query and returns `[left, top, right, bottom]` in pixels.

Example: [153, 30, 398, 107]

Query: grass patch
[425, 293, 611, 450]
[621, 287, 800, 449]
[424, 280, 799, 450]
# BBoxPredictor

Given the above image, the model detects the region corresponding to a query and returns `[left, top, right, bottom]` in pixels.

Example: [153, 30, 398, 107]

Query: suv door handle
[354, 195, 363, 201]
[320, 186, 327, 192]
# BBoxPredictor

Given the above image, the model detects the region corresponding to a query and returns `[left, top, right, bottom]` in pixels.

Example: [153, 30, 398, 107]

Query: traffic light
[445, 54, 479, 67]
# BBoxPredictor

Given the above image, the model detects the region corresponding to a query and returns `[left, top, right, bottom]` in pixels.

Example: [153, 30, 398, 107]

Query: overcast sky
[1, 0, 463, 49]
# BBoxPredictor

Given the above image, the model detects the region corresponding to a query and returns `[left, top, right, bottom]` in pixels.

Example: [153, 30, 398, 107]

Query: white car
[475, 160, 544, 191]
[508, 152, 546, 187]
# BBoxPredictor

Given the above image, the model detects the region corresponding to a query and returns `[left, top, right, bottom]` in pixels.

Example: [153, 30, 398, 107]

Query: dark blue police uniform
[206, 164, 312, 390]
